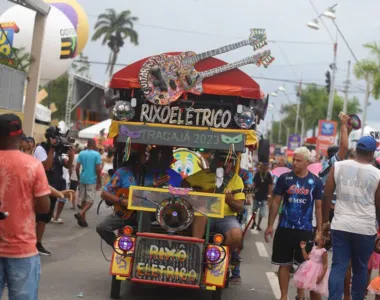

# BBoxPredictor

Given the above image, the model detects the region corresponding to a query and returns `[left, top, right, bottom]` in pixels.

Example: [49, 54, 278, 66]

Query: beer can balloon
[348, 114, 361, 130]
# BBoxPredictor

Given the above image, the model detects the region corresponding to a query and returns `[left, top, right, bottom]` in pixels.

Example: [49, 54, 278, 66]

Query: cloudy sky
[1, 0, 380, 132]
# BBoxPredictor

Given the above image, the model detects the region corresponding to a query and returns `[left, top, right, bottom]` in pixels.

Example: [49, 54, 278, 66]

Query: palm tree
[361, 42, 380, 99]
[92, 8, 139, 78]
[354, 59, 378, 135]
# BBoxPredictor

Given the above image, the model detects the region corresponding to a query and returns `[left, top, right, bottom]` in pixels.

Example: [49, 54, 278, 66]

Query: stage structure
[64, 74, 108, 134]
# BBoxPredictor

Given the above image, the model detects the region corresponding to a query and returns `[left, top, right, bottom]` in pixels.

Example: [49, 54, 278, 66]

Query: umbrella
[271, 167, 291, 178]
[308, 163, 322, 176]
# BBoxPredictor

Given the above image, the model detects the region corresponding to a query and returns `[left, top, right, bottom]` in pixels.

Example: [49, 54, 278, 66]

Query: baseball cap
[357, 136, 377, 152]
[0, 114, 23, 137]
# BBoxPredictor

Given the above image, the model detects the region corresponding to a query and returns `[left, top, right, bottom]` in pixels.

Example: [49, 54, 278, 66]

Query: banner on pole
[316, 120, 337, 156]
[287, 134, 301, 151]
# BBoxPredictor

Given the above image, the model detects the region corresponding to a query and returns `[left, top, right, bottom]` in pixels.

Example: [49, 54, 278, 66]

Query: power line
[86, 13, 332, 45]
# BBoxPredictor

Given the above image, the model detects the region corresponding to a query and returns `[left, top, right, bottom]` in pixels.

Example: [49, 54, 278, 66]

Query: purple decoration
[120, 126, 141, 138]
[206, 247, 221, 263]
[118, 236, 133, 251]
[50, 3, 78, 29]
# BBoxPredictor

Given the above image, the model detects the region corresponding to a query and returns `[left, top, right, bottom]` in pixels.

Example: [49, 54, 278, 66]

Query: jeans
[0, 255, 41, 300]
[96, 214, 137, 247]
[328, 230, 376, 300]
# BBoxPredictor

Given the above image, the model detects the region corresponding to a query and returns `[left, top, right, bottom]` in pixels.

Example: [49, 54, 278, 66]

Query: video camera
[45, 126, 75, 154]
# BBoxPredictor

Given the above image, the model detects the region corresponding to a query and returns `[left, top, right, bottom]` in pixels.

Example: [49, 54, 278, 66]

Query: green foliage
[41, 53, 91, 120]
[355, 41, 380, 99]
[0, 47, 33, 72]
[71, 52, 91, 78]
[271, 84, 362, 145]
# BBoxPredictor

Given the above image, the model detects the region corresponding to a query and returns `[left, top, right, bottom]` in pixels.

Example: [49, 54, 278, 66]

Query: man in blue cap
[323, 135, 380, 300]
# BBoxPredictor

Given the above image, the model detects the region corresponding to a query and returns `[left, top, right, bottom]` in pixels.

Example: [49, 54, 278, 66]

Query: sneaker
[230, 276, 242, 284]
[37, 243, 51, 256]
[256, 226, 262, 231]
[51, 218, 64, 224]
[251, 222, 256, 229]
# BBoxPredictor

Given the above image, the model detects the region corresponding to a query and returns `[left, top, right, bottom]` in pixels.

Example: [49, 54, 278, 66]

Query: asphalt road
[2, 194, 376, 300]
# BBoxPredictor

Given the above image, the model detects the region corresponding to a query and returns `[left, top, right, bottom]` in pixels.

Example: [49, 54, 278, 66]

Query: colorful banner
[288, 134, 301, 151]
[316, 120, 337, 157]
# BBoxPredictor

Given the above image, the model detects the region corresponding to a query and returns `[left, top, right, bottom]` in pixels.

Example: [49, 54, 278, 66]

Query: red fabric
[110, 52, 265, 99]
[305, 136, 317, 144]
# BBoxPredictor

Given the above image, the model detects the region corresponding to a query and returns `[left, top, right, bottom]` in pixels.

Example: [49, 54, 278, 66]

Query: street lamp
[307, 4, 338, 121]
[7, 0, 50, 136]
[307, 19, 320, 30]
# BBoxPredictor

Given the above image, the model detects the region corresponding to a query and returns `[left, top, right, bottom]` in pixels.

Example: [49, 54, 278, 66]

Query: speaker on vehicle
[258, 139, 270, 163]
[156, 198, 194, 232]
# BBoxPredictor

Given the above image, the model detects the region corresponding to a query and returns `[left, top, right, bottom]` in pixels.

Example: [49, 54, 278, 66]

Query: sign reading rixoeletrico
[140, 104, 232, 128]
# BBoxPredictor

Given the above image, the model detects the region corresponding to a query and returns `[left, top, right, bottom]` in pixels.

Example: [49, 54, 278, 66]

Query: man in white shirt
[323, 136, 380, 300]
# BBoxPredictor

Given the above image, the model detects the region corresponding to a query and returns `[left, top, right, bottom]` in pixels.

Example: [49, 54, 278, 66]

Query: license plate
[132, 234, 203, 286]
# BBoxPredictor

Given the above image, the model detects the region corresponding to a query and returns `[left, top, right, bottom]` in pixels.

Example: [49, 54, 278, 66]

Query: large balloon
[45, 0, 89, 54]
[0, 5, 78, 83]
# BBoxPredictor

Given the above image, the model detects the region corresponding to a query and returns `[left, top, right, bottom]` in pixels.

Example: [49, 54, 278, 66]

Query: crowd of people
[2, 111, 380, 300]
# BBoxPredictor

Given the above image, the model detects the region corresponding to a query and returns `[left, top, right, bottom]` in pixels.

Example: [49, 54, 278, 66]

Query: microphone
[0, 212, 9, 220]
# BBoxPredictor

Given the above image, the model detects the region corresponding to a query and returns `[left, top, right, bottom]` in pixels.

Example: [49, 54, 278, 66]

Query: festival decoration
[0, 1, 89, 83]
[113, 101, 135, 121]
[139, 29, 269, 105]
[234, 105, 255, 129]
[171, 148, 206, 179]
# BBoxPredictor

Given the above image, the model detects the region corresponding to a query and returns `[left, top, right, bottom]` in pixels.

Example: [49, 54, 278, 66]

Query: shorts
[70, 180, 78, 191]
[271, 227, 314, 266]
[36, 196, 57, 223]
[0, 255, 40, 300]
[210, 216, 242, 235]
[252, 200, 268, 218]
[79, 183, 96, 204]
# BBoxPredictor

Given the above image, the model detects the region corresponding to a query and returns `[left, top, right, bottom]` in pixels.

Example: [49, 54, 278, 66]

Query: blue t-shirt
[274, 171, 323, 231]
[239, 168, 253, 185]
[103, 167, 136, 194]
[77, 150, 101, 185]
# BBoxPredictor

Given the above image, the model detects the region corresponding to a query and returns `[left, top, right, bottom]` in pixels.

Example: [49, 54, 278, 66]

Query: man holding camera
[34, 126, 74, 256]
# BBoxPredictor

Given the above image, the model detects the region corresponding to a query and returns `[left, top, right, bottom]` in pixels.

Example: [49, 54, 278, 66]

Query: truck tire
[110, 275, 121, 299]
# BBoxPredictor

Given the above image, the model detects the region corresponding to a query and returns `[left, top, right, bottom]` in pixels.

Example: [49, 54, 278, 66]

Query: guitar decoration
[139, 28, 268, 105]
[182, 50, 274, 96]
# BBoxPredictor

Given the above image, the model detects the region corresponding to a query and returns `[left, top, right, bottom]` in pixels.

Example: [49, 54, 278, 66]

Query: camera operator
[34, 126, 75, 256]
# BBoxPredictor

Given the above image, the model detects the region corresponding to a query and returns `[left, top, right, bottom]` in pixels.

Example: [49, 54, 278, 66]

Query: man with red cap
[0, 114, 51, 300]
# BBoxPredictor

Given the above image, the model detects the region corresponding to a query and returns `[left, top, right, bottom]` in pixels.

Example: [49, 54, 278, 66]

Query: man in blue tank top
[265, 147, 323, 300]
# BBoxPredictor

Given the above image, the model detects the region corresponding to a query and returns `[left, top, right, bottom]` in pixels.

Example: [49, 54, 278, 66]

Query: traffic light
[325, 71, 331, 94]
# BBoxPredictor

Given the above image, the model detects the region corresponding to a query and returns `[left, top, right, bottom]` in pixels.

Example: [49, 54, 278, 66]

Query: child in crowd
[367, 237, 380, 299]
[293, 233, 329, 300]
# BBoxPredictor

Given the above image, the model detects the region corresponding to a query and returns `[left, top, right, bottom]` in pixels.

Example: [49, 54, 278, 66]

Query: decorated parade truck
[101, 28, 273, 299]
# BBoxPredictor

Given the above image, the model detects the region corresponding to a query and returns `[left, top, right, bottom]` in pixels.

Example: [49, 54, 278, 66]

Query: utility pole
[301, 118, 305, 145]
[278, 107, 283, 144]
[343, 60, 351, 113]
[270, 113, 274, 144]
[295, 81, 302, 134]
[327, 39, 338, 121]
[361, 74, 371, 137]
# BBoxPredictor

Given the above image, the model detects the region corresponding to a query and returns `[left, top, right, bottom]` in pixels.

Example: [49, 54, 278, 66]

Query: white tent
[78, 119, 112, 139]
[349, 126, 375, 148]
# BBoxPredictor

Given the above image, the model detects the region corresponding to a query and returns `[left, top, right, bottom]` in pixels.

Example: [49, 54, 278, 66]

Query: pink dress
[293, 246, 329, 296]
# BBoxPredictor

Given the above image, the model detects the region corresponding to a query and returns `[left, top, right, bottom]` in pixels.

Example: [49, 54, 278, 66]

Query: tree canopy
[270, 84, 361, 145]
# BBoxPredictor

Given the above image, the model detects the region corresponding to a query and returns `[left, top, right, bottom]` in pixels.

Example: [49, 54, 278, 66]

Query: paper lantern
[0, 5, 78, 83]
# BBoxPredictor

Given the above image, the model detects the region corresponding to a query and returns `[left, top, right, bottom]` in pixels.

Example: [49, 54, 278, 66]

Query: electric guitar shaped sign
[183, 50, 274, 96]
[138, 28, 268, 105]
